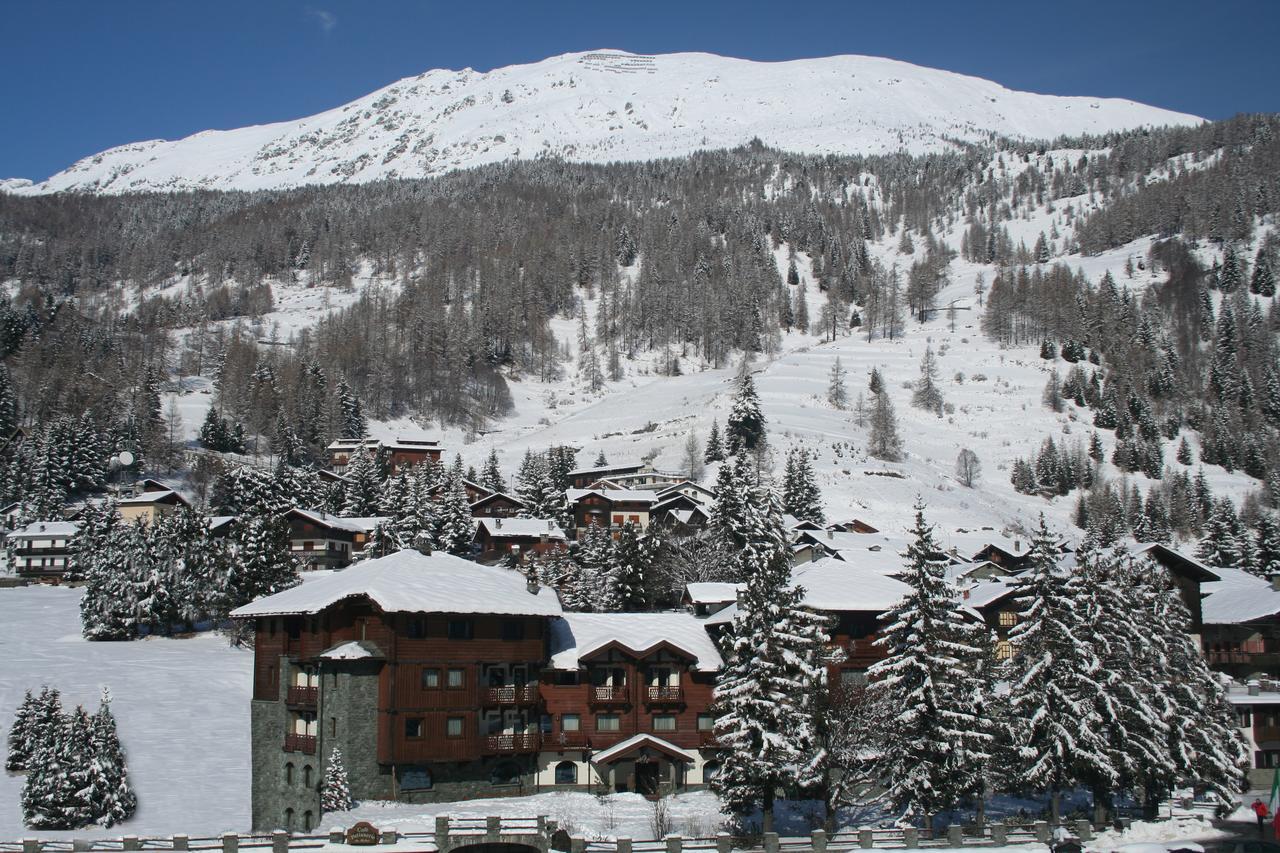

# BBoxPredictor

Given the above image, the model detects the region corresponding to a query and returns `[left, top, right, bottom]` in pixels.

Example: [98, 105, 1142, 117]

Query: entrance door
[635, 762, 660, 798]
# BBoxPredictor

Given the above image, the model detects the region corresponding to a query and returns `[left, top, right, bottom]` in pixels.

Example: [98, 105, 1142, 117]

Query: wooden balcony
[287, 686, 318, 707]
[589, 685, 631, 707]
[548, 731, 590, 751]
[645, 685, 684, 704]
[284, 733, 317, 754]
[479, 685, 540, 706]
[483, 733, 541, 754]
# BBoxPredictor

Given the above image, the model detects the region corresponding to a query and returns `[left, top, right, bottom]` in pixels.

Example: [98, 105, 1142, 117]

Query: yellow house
[117, 489, 190, 524]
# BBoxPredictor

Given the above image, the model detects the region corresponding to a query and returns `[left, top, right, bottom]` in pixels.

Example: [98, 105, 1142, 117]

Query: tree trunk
[1092, 783, 1111, 827]
[975, 786, 987, 829]
[762, 785, 775, 834]
[1050, 789, 1062, 824]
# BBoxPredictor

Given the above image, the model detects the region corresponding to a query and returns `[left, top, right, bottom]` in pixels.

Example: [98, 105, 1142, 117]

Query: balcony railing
[590, 685, 630, 706]
[646, 685, 684, 703]
[287, 685, 318, 706]
[483, 733, 541, 753]
[549, 731, 590, 750]
[284, 733, 317, 754]
[479, 685, 540, 705]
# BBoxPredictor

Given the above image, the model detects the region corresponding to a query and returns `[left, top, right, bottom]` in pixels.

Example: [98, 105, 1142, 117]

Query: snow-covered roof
[230, 549, 564, 618]
[1203, 576, 1280, 625]
[471, 491, 525, 508]
[1130, 542, 1220, 582]
[568, 462, 647, 478]
[663, 508, 709, 527]
[704, 603, 738, 627]
[790, 557, 910, 613]
[684, 582, 741, 605]
[566, 488, 658, 505]
[320, 640, 384, 660]
[287, 508, 387, 533]
[549, 612, 723, 671]
[1226, 681, 1280, 706]
[9, 521, 79, 539]
[656, 481, 716, 499]
[118, 489, 188, 506]
[590, 733, 698, 766]
[959, 577, 1024, 610]
[474, 518, 567, 541]
[209, 515, 237, 530]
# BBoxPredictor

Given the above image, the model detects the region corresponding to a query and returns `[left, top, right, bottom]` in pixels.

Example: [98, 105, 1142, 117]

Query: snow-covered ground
[0, 586, 253, 840]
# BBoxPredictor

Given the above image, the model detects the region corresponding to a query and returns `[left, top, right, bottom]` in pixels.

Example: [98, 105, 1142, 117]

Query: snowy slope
[8, 50, 1200, 194]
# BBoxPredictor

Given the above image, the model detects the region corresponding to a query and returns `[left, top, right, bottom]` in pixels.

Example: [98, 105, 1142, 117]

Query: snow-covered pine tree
[435, 469, 475, 556]
[1256, 515, 1280, 578]
[593, 450, 609, 467]
[868, 389, 903, 462]
[1007, 516, 1116, 822]
[711, 482, 828, 833]
[479, 449, 507, 494]
[608, 523, 650, 612]
[6, 689, 38, 772]
[341, 447, 383, 516]
[320, 746, 354, 814]
[0, 365, 17, 439]
[90, 688, 137, 827]
[827, 357, 848, 410]
[515, 451, 558, 520]
[226, 511, 300, 608]
[568, 522, 615, 611]
[336, 380, 367, 440]
[710, 452, 754, 565]
[911, 345, 944, 416]
[868, 501, 991, 825]
[704, 419, 725, 464]
[782, 448, 824, 525]
[79, 504, 137, 641]
[725, 372, 766, 455]
[21, 689, 78, 829]
[1197, 499, 1254, 572]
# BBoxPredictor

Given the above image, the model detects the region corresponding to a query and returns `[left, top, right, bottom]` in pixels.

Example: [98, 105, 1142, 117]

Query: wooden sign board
[346, 821, 380, 846]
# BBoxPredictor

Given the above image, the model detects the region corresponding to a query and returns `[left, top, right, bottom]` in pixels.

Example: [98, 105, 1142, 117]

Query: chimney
[827, 529, 833, 540]
[526, 573, 540, 594]
[1249, 680, 1261, 697]
[1014, 540, 1022, 552]
[495, 517, 502, 529]
[547, 519, 554, 530]
[1271, 572, 1280, 593]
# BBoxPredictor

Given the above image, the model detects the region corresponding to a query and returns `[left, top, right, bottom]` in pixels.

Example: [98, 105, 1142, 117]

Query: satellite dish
[117, 451, 135, 467]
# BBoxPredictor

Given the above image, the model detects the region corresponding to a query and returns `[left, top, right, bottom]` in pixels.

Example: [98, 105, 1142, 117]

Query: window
[502, 620, 525, 642]
[840, 669, 868, 687]
[284, 808, 294, 830]
[696, 714, 714, 732]
[596, 714, 620, 732]
[997, 610, 1019, 628]
[491, 761, 522, 786]
[1258, 750, 1280, 769]
[405, 718, 423, 739]
[401, 766, 433, 791]
[285, 762, 295, 785]
[554, 761, 578, 785]
[562, 714, 581, 732]
[446, 717, 464, 737]
[1239, 708, 1254, 728]
[303, 811, 313, 832]
[330, 718, 337, 737]
[407, 616, 426, 639]
[612, 515, 624, 526]
[629, 515, 640, 524]
[303, 765, 313, 788]
[447, 668, 465, 688]
[653, 714, 677, 732]
[448, 619, 473, 640]
[995, 640, 1014, 661]
[421, 669, 440, 689]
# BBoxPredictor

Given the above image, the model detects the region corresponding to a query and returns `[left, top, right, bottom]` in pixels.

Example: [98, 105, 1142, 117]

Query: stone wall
[250, 656, 321, 833]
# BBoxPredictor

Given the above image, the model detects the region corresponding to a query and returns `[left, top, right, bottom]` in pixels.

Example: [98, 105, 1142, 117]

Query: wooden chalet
[473, 518, 568, 564]
[826, 518, 880, 534]
[117, 489, 191, 525]
[283, 508, 386, 570]
[1201, 568, 1280, 678]
[650, 493, 710, 531]
[327, 437, 444, 475]
[567, 463, 649, 490]
[469, 492, 526, 519]
[655, 481, 717, 506]
[565, 488, 657, 538]
[8, 520, 80, 581]
[1131, 542, 1218, 635]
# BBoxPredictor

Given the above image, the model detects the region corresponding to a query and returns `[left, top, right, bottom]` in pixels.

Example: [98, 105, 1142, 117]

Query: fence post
[716, 831, 732, 853]
[22, 840, 40, 853]
[173, 835, 190, 851]
[380, 830, 397, 845]
[537, 817, 547, 837]
[571, 837, 587, 853]
[222, 832, 239, 853]
[811, 829, 828, 853]
[617, 838, 633, 853]
[1075, 820, 1092, 842]
[487, 817, 502, 841]
[123, 837, 141, 852]
[858, 828, 874, 849]
[272, 830, 289, 853]
[667, 835, 684, 853]
[1034, 822, 1049, 844]
[762, 833, 778, 853]
[990, 824, 1007, 846]
[72, 841, 91, 852]
[902, 827, 918, 849]
[437, 816, 451, 849]
[329, 827, 345, 844]
[947, 826, 963, 847]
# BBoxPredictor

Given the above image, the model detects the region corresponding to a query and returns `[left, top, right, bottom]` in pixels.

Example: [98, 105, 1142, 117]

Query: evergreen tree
[869, 502, 991, 824]
[435, 469, 475, 556]
[711, 484, 828, 833]
[1252, 248, 1276, 297]
[1197, 499, 1253, 571]
[608, 523, 651, 612]
[726, 372, 767, 455]
[1176, 437, 1194, 466]
[0, 365, 17, 438]
[479, 448, 507, 494]
[827, 357, 848, 410]
[911, 345, 944, 416]
[336, 379, 368, 440]
[567, 521, 614, 611]
[782, 448, 825, 524]
[78, 503, 136, 641]
[704, 419, 726, 464]
[1256, 515, 1280, 578]
[1007, 517, 1116, 822]
[868, 389, 903, 462]
[90, 689, 136, 827]
[869, 367, 885, 395]
[320, 747, 355, 814]
[341, 448, 383, 516]
[226, 511, 300, 608]
[6, 689, 38, 772]
[593, 450, 609, 468]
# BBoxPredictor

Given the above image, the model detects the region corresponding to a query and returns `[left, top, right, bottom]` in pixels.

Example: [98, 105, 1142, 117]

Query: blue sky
[2, 0, 1277, 181]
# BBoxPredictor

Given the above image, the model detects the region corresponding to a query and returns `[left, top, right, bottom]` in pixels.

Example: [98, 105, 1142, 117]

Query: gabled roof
[474, 518, 567, 541]
[568, 462, 647, 478]
[1130, 542, 1220, 583]
[656, 480, 717, 500]
[684, 582, 742, 605]
[782, 514, 825, 532]
[959, 577, 1025, 610]
[9, 520, 79, 539]
[320, 640, 385, 660]
[470, 491, 526, 510]
[566, 488, 658, 505]
[590, 734, 697, 766]
[118, 489, 190, 507]
[285, 508, 387, 534]
[230, 549, 564, 618]
[549, 612, 722, 672]
[790, 557, 910, 613]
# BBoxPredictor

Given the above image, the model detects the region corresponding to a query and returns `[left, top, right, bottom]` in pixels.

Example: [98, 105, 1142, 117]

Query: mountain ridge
[4, 49, 1202, 195]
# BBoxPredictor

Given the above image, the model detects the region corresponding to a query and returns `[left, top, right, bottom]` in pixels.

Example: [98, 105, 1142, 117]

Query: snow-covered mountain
[6, 49, 1201, 195]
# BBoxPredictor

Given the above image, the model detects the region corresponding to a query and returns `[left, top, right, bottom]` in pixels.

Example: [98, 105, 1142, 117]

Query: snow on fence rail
[1, 814, 1157, 853]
